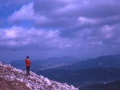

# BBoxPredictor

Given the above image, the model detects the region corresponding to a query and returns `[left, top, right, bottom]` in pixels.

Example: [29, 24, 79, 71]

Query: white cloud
[5, 30, 16, 38]
[1, 25, 106, 50]
[56, 4, 77, 14]
[90, 41, 103, 46]
[7, 2, 49, 25]
[102, 25, 113, 33]
[78, 17, 97, 24]
[0, 26, 73, 48]
[101, 25, 113, 39]
[7, 3, 34, 22]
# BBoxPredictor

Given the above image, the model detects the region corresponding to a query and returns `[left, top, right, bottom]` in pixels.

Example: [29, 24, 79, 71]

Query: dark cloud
[60, 17, 119, 38]
[34, 0, 120, 18]
[34, 0, 66, 14]
[33, 0, 120, 37]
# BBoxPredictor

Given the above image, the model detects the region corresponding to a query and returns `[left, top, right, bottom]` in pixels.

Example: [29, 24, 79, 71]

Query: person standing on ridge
[25, 56, 31, 75]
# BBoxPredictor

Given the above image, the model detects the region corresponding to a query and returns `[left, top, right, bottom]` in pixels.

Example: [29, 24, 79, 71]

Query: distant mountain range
[59, 54, 120, 71]
[9, 56, 81, 70]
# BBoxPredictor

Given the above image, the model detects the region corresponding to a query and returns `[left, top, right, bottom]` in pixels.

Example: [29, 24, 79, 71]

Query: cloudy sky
[0, 0, 120, 61]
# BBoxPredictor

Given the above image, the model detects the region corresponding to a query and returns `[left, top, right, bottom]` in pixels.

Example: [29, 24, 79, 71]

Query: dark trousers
[26, 66, 30, 74]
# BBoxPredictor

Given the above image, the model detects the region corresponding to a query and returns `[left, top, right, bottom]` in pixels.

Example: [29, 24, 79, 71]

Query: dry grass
[0, 78, 30, 90]
[0, 65, 30, 90]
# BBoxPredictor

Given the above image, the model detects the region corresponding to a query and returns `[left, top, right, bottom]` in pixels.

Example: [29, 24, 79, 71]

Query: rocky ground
[0, 62, 78, 90]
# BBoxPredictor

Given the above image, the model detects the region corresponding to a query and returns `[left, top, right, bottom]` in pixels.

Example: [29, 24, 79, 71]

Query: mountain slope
[79, 80, 120, 90]
[0, 77, 30, 90]
[55, 67, 120, 86]
[0, 62, 78, 90]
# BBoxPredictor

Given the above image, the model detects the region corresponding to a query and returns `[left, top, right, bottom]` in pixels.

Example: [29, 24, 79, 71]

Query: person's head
[26, 56, 29, 59]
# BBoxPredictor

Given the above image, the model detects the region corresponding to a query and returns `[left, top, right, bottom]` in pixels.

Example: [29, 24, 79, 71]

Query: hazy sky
[0, 0, 120, 61]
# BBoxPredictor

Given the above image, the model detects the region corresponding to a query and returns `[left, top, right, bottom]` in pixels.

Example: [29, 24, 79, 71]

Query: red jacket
[25, 59, 31, 66]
